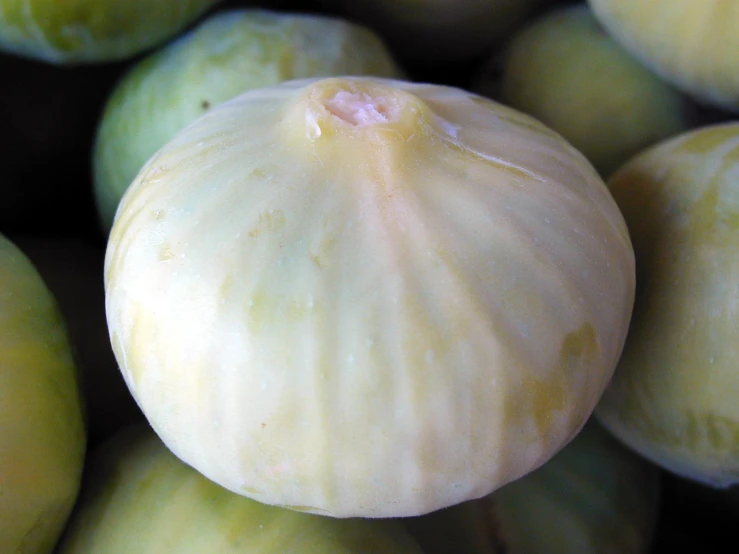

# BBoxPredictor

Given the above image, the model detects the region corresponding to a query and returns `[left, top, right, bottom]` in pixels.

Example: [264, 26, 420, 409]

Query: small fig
[595, 122, 739, 488]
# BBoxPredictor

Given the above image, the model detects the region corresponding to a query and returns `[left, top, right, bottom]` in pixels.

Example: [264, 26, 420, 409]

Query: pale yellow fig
[57, 424, 424, 554]
[93, 9, 403, 231]
[595, 122, 739, 488]
[588, 0, 739, 111]
[105, 76, 635, 518]
[484, 3, 691, 178]
[0, 234, 86, 553]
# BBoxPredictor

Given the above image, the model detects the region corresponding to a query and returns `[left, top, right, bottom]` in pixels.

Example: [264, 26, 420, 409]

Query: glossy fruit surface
[105, 75, 635, 518]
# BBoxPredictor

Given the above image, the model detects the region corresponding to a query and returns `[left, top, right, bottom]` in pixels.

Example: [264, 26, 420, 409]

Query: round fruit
[490, 418, 661, 553]
[0, 0, 219, 64]
[588, 0, 739, 111]
[104, 76, 635, 518]
[15, 237, 143, 446]
[93, 8, 403, 231]
[0, 234, 86, 553]
[330, 0, 543, 62]
[595, 122, 739, 488]
[484, 4, 691, 177]
[57, 424, 423, 553]
[405, 419, 661, 554]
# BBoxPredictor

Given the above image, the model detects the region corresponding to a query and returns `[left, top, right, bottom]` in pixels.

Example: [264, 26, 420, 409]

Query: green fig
[57, 424, 424, 553]
[92, 8, 403, 231]
[0, 233, 86, 553]
[0, 0, 220, 64]
[480, 3, 691, 178]
[330, 0, 544, 62]
[405, 419, 661, 554]
[490, 419, 661, 553]
[13, 237, 144, 446]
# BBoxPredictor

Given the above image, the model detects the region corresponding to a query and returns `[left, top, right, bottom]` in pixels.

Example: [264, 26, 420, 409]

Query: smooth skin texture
[488, 4, 690, 177]
[0, 0, 219, 63]
[105, 76, 635, 518]
[331, 0, 543, 62]
[58, 425, 423, 554]
[0, 234, 86, 553]
[93, 9, 403, 230]
[596, 122, 739, 487]
[589, 0, 739, 111]
[405, 418, 661, 554]
[490, 418, 661, 553]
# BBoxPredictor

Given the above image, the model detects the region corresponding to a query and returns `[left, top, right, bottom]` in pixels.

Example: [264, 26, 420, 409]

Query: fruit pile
[1, 0, 737, 552]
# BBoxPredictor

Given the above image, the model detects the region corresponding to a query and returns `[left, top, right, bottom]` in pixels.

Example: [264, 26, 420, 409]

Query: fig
[480, 3, 691, 177]
[57, 424, 424, 553]
[104, 76, 635, 518]
[588, 0, 739, 111]
[595, 122, 739, 488]
[328, 0, 544, 62]
[13, 237, 144, 446]
[93, 8, 403, 231]
[405, 419, 660, 554]
[0, 234, 86, 553]
[488, 418, 661, 553]
[0, 0, 220, 64]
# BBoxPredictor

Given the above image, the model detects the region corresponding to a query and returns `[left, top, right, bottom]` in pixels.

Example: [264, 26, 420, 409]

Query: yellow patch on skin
[309, 235, 336, 269]
[679, 125, 739, 157]
[248, 209, 286, 238]
[126, 307, 160, 386]
[159, 245, 176, 262]
[507, 323, 599, 446]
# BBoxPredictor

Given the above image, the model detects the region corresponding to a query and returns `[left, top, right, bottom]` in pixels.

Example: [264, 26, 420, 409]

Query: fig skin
[595, 122, 739, 488]
[105, 76, 635, 518]
[0, 234, 86, 553]
[489, 418, 661, 553]
[481, 4, 692, 178]
[329, 0, 544, 62]
[405, 419, 661, 554]
[0, 0, 220, 64]
[93, 8, 404, 231]
[588, 0, 739, 112]
[56, 424, 424, 554]
[13, 237, 144, 447]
